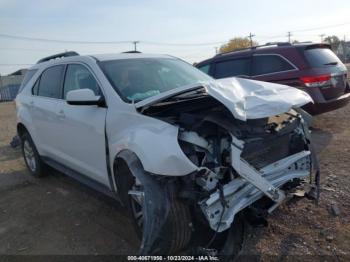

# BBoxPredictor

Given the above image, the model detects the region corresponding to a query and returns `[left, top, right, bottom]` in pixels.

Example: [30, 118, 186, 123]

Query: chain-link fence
[0, 75, 23, 102]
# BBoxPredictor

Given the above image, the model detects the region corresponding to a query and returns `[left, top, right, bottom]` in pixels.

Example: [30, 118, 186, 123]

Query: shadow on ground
[0, 168, 139, 255]
[310, 128, 333, 154]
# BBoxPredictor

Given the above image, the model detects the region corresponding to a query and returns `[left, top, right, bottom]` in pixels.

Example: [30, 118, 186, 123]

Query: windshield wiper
[165, 88, 207, 102]
[324, 62, 338, 65]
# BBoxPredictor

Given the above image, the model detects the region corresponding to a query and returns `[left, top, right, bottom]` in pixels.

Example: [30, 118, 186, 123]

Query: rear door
[54, 63, 109, 185]
[30, 65, 65, 158]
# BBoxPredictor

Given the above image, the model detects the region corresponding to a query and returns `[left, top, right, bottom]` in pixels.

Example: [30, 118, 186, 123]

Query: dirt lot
[0, 101, 349, 259]
[0, 102, 138, 256]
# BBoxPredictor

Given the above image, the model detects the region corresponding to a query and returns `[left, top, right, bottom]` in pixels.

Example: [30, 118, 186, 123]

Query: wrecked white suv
[16, 52, 320, 259]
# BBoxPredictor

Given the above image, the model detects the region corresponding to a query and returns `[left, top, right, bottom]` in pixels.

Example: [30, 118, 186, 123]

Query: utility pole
[214, 47, 218, 54]
[287, 32, 292, 43]
[319, 34, 325, 43]
[343, 35, 347, 63]
[133, 41, 139, 52]
[248, 33, 255, 47]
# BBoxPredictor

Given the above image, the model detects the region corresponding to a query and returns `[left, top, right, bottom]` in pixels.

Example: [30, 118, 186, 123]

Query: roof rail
[293, 41, 313, 44]
[264, 42, 292, 47]
[37, 51, 79, 64]
[216, 42, 292, 57]
[122, 51, 142, 53]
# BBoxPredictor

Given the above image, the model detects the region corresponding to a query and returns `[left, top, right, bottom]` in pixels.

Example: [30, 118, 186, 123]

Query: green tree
[219, 37, 258, 53]
[324, 35, 340, 51]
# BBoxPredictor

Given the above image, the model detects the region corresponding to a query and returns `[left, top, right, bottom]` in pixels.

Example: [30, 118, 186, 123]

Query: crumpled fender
[107, 110, 198, 176]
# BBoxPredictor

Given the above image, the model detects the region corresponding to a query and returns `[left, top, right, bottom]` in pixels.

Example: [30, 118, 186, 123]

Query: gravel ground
[244, 101, 350, 260]
[0, 102, 138, 256]
[0, 101, 349, 259]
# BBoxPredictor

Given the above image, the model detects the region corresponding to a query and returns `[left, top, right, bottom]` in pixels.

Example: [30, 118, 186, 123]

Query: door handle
[58, 110, 66, 119]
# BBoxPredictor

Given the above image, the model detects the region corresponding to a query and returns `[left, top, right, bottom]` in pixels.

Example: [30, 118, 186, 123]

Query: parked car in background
[196, 42, 350, 115]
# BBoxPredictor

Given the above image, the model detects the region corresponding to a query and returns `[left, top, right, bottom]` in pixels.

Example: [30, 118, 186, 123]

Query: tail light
[300, 74, 331, 87]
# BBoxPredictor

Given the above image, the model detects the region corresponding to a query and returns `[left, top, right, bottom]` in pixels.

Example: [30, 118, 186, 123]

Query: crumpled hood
[205, 77, 313, 121]
[136, 77, 313, 121]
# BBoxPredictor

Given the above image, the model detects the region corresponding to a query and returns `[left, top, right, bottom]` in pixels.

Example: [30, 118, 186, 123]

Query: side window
[252, 55, 295, 76]
[19, 69, 38, 93]
[198, 64, 211, 75]
[63, 64, 100, 99]
[32, 79, 40, 95]
[214, 58, 251, 78]
[38, 65, 65, 98]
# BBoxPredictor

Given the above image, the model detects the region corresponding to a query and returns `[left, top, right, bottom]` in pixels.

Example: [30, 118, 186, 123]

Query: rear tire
[21, 132, 47, 177]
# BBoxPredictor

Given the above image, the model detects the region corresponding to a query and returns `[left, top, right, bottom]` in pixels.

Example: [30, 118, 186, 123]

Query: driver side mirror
[66, 89, 106, 107]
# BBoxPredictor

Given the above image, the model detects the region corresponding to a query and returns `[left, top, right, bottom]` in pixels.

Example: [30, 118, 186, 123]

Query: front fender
[108, 111, 198, 176]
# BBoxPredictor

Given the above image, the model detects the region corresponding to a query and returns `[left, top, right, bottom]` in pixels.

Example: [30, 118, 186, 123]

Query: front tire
[116, 161, 192, 254]
[21, 132, 47, 177]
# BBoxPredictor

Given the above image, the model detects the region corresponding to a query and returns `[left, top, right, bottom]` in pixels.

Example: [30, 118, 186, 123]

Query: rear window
[304, 47, 342, 68]
[214, 58, 251, 78]
[18, 69, 37, 93]
[37, 65, 65, 99]
[252, 55, 295, 76]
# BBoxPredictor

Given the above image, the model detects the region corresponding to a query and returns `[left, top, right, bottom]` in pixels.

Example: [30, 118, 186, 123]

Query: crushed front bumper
[200, 150, 312, 232]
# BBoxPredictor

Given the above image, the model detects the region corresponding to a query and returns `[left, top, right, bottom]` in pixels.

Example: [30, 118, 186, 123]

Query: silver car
[16, 51, 319, 259]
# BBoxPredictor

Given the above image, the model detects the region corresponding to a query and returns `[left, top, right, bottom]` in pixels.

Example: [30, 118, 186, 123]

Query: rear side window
[63, 64, 100, 99]
[304, 47, 342, 68]
[32, 79, 40, 95]
[38, 65, 65, 99]
[214, 58, 251, 78]
[198, 64, 211, 74]
[252, 55, 295, 76]
[18, 69, 38, 93]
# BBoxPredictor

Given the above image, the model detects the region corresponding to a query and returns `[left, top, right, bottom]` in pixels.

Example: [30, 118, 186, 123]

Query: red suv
[196, 42, 350, 114]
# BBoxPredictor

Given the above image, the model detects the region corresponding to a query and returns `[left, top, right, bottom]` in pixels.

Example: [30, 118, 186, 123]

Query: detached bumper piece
[200, 148, 312, 233]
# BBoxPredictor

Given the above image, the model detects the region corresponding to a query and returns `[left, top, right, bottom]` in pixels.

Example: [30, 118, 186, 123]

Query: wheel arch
[112, 149, 144, 199]
[17, 122, 43, 155]
[17, 122, 29, 138]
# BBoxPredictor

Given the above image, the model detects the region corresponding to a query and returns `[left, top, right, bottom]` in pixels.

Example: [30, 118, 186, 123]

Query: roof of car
[196, 42, 329, 66]
[30, 52, 176, 70]
[91, 53, 173, 61]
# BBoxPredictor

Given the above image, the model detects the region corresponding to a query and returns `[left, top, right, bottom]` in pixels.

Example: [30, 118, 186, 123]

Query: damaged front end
[177, 108, 317, 233]
[134, 78, 319, 255]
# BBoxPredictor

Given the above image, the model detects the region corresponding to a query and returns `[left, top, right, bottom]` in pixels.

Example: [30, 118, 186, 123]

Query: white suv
[16, 51, 319, 258]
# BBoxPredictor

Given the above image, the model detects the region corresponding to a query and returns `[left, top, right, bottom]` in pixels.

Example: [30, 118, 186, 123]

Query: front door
[54, 63, 109, 186]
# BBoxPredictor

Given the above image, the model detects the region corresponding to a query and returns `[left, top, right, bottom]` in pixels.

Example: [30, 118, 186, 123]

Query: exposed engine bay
[139, 88, 318, 241]
[127, 81, 320, 256]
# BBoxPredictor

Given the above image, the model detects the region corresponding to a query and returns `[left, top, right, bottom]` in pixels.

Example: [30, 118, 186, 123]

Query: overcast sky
[0, 0, 350, 74]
